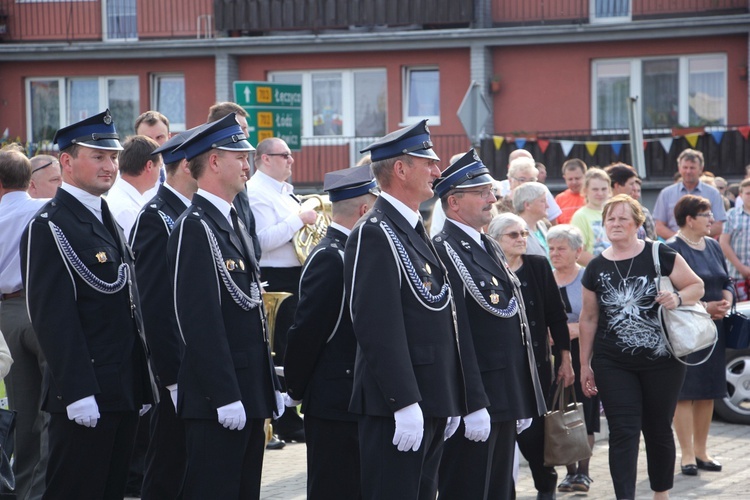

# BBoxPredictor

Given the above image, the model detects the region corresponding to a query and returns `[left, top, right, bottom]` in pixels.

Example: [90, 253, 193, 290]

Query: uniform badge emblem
[479, 280, 486, 287]
[226, 259, 236, 271]
[370, 217, 377, 223]
[423, 280, 432, 290]
[489, 292, 500, 304]
[95, 251, 107, 263]
[150, 203, 157, 208]
[40, 212, 48, 218]
[461, 240, 471, 250]
[435, 236, 442, 243]
[492, 276, 499, 286]
[424, 263, 432, 275]
[238, 260, 245, 271]
[192, 212, 199, 216]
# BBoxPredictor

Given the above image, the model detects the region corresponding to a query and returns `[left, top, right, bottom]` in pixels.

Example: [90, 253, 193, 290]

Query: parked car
[714, 301, 750, 425]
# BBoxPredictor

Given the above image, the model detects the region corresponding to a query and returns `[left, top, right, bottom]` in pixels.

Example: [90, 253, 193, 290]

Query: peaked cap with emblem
[151, 122, 210, 165]
[324, 165, 379, 202]
[433, 148, 494, 198]
[173, 113, 255, 161]
[53, 109, 123, 151]
[359, 119, 439, 162]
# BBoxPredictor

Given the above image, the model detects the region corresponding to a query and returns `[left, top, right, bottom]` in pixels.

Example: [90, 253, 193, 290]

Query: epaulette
[144, 196, 166, 212]
[187, 206, 205, 219]
[35, 199, 60, 222]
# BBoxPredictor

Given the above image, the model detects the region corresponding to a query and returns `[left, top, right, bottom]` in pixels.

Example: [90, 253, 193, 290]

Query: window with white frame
[151, 74, 186, 131]
[25, 76, 139, 144]
[104, 0, 137, 41]
[590, 0, 631, 23]
[592, 54, 727, 131]
[270, 69, 386, 138]
[403, 67, 440, 125]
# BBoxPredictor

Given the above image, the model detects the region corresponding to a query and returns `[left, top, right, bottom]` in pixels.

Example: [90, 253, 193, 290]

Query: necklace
[613, 256, 635, 282]
[677, 230, 703, 247]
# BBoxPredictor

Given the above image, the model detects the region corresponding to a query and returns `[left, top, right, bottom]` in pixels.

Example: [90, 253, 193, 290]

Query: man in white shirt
[28, 155, 62, 199]
[106, 135, 163, 238]
[246, 137, 316, 443]
[135, 110, 170, 199]
[0, 145, 47, 500]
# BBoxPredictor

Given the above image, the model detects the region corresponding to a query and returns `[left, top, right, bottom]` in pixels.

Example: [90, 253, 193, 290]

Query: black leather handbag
[725, 302, 750, 350]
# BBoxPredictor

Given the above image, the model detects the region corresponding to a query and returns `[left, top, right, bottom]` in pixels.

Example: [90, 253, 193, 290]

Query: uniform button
[205, 396, 211, 401]
[57, 395, 62, 400]
[530, 321, 536, 326]
[91, 359, 95, 363]
[522, 282, 527, 287]
[529, 301, 535, 306]
[533, 341, 539, 347]
[345, 369, 352, 375]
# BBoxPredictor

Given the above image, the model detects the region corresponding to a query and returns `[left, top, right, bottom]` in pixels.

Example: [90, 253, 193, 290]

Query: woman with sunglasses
[667, 195, 732, 477]
[488, 213, 574, 500]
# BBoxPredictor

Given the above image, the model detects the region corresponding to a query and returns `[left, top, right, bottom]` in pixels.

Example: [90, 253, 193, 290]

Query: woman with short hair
[513, 182, 549, 258]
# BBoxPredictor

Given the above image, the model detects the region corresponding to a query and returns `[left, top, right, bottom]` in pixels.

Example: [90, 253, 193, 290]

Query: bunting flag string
[490, 124, 750, 154]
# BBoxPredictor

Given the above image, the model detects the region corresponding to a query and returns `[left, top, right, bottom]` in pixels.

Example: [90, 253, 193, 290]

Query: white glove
[516, 418, 533, 434]
[217, 400, 246, 431]
[444, 416, 460, 441]
[167, 384, 178, 412]
[139, 404, 152, 417]
[463, 408, 491, 442]
[66, 395, 100, 428]
[392, 402, 424, 452]
[283, 393, 301, 408]
[273, 391, 285, 420]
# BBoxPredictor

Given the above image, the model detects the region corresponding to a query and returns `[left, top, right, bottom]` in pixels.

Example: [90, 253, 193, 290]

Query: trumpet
[293, 194, 332, 264]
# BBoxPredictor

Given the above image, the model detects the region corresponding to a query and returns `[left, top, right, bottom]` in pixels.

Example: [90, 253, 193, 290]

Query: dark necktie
[231, 207, 259, 273]
[481, 233, 500, 264]
[100, 198, 120, 243]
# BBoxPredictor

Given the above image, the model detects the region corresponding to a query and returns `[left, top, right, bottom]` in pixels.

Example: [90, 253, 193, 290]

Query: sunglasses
[501, 230, 530, 239]
[266, 152, 293, 160]
[457, 188, 497, 200]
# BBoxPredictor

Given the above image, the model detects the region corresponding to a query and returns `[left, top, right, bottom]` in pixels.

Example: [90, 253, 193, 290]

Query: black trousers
[358, 415, 446, 500]
[260, 266, 304, 435]
[304, 415, 361, 500]
[182, 417, 266, 500]
[592, 356, 686, 499]
[515, 414, 557, 494]
[141, 386, 187, 500]
[438, 419, 517, 500]
[44, 411, 139, 500]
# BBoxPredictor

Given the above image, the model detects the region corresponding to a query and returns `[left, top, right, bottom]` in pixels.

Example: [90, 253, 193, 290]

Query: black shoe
[680, 464, 698, 476]
[266, 435, 286, 450]
[696, 458, 722, 471]
[557, 473, 576, 492]
[278, 428, 306, 443]
[536, 492, 555, 500]
[571, 473, 593, 492]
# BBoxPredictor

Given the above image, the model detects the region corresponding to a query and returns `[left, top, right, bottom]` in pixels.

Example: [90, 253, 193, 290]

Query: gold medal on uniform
[489, 292, 500, 304]
[238, 260, 245, 271]
[491, 276, 498, 286]
[95, 251, 107, 263]
[424, 263, 432, 275]
[226, 259, 236, 271]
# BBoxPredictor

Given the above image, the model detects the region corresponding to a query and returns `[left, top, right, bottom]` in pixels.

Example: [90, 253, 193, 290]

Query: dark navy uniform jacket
[285, 225, 357, 422]
[434, 220, 546, 422]
[344, 195, 478, 418]
[166, 193, 279, 420]
[129, 184, 188, 388]
[21, 187, 154, 413]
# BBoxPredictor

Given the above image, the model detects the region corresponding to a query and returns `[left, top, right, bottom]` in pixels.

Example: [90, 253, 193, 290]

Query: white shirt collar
[112, 176, 148, 204]
[380, 191, 420, 229]
[253, 169, 294, 195]
[60, 182, 102, 215]
[329, 221, 351, 237]
[196, 188, 233, 225]
[446, 218, 483, 247]
[163, 182, 191, 208]
[0, 190, 33, 206]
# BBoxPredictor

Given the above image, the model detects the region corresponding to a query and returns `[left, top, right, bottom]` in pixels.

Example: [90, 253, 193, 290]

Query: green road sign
[233, 81, 302, 150]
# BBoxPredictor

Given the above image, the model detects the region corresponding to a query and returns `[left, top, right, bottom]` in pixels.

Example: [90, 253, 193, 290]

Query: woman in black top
[579, 194, 704, 500]
[667, 195, 732, 476]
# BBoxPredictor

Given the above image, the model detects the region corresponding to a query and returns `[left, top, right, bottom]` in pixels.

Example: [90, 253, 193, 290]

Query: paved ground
[260, 418, 750, 499]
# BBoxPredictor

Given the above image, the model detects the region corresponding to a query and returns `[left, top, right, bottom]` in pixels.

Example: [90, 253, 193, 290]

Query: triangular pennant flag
[493, 135, 504, 150]
[685, 133, 700, 148]
[611, 142, 623, 155]
[672, 127, 703, 137]
[537, 139, 550, 154]
[585, 142, 598, 157]
[659, 137, 673, 153]
[515, 138, 527, 149]
[710, 131, 724, 144]
[738, 126, 750, 140]
[560, 140, 575, 157]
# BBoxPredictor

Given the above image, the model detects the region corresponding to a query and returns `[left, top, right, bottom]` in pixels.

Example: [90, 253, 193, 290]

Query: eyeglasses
[266, 152, 293, 160]
[695, 212, 714, 219]
[457, 188, 497, 200]
[511, 176, 537, 184]
[501, 230, 530, 239]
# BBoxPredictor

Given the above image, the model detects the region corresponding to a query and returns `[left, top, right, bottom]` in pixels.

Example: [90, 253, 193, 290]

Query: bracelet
[674, 291, 683, 307]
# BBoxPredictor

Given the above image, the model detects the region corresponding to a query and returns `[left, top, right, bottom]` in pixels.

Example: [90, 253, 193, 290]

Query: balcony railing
[0, 0, 745, 43]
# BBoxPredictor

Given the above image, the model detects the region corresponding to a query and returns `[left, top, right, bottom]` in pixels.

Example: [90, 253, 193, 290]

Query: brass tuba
[293, 194, 332, 264]
[262, 291, 292, 445]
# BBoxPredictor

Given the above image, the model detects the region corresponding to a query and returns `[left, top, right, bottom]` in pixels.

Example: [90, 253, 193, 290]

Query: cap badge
[489, 292, 500, 305]
[238, 260, 245, 271]
[424, 124, 430, 134]
[226, 259, 237, 271]
[492, 276, 499, 286]
[103, 114, 112, 125]
[424, 263, 432, 275]
[96, 251, 107, 263]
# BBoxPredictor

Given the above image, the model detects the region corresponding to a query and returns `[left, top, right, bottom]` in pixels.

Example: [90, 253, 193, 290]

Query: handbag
[652, 241, 717, 366]
[0, 408, 15, 492]
[724, 299, 750, 350]
[543, 383, 592, 467]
